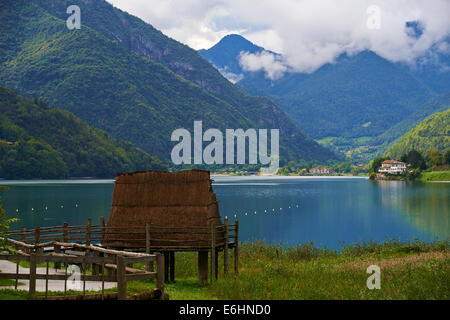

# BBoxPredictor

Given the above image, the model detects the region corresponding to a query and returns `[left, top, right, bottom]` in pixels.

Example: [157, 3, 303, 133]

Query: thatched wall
[103, 170, 223, 249]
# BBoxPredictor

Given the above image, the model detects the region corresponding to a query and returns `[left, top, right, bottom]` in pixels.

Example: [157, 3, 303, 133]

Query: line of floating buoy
[228, 203, 300, 219]
[14, 203, 81, 214]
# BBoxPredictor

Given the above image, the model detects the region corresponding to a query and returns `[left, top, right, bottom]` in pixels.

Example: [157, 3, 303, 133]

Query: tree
[0, 186, 18, 249]
[403, 150, 426, 169]
[426, 149, 443, 168]
[369, 156, 388, 173]
[444, 150, 450, 165]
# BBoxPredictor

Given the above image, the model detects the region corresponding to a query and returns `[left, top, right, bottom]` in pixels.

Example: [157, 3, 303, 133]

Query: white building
[378, 160, 407, 175]
[310, 167, 330, 175]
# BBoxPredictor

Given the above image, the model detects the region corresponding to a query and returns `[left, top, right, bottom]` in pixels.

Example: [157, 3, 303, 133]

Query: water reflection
[377, 180, 449, 239]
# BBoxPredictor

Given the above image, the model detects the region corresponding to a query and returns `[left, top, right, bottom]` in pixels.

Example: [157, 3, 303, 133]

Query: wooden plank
[125, 272, 157, 282]
[0, 254, 30, 261]
[104, 263, 147, 274]
[0, 273, 116, 282]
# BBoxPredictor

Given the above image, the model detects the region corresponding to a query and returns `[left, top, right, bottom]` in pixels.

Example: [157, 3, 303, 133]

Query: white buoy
[45, 206, 48, 210]
[31, 208, 34, 211]
[272, 208, 275, 211]
[280, 208, 282, 210]
[75, 204, 78, 207]
[264, 210, 267, 213]
[61, 205, 63, 208]
[234, 214, 237, 218]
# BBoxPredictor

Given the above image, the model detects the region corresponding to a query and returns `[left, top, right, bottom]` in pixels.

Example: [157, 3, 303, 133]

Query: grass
[419, 170, 450, 181]
[0, 239, 448, 300]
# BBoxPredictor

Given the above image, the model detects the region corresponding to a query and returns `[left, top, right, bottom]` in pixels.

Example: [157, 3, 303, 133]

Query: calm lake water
[0, 176, 448, 250]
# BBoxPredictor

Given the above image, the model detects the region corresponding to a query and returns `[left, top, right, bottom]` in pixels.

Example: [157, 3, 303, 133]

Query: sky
[106, 0, 450, 78]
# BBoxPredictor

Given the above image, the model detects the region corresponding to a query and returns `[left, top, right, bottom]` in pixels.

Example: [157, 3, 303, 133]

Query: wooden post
[116, 255, 127, 300]
[34, 226, 40, 245]
[156, 253, 164, 291]
[211, 222, 216, 282]
[63, 222, 68, 243]
[85, 218, 91, 271]
[54, 243, 61, 269]
[145, 223, 153, 272]
[224, 218, 229, 274]
[35, 227, 42, 255]
[169, 251, 175, 282]
[86, 218, 91, 246]
[198, 251, 208, 286]
[164, 252, 170, 283]
[234, 220, 239, 275]
[92, 250, 99, 276]
[99, 216, 105, 243]
[29, 253, 36, 300]
[21, 226, 26, 243]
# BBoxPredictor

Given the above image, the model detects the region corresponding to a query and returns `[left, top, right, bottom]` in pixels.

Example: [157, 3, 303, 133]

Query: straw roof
[103, 170, 223, 249]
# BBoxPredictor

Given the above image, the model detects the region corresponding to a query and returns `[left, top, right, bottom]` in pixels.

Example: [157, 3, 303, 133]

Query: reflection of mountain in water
[377, 181, 449, 239]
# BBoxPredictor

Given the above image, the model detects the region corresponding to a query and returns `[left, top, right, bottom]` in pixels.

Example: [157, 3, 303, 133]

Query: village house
[378, 160, 407, 175]
[310, 167, 330, 175]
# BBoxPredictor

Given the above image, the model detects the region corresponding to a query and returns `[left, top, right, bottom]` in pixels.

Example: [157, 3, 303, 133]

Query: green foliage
[372, 91, 450, 151]
[401, 150, 426, 169]
[445, 150, 450, 165]
[0, 186, 18, 249]
[386, 109, 450, 160]
[369, 156, 388, 173]
[0, 86, 167, 179]
[0, 0, 336, 166]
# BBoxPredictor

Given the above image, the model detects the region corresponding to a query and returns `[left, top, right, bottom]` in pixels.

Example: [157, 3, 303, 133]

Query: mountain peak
[203, 34, 264, 54]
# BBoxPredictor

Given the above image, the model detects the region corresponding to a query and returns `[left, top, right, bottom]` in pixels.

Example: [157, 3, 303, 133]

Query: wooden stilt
[198, 251, 208, 285]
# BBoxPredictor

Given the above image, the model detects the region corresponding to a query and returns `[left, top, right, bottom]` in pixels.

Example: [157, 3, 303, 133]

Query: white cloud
[107, 0, 450, 75]
[239, 51, 287, 80]
[216, 66, 244, 83]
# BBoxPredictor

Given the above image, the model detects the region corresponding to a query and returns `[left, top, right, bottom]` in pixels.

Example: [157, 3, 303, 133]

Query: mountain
[0, 0, 336, 166]
[200, 35, 445, 140]
[239, 51, 436, 138]
[0, 86, 166, 179]
[372, 91, 450, 150]
[198, 34, 267, 83]
[385, 109, 450, 159]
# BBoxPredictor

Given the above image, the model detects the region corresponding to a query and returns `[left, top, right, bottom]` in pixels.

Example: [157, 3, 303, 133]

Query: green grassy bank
[419, 171, 450, 181]
[1, 240, 448, 300]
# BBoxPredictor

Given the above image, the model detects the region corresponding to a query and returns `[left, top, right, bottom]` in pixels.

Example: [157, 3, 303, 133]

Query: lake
[0, 176, 448, 250]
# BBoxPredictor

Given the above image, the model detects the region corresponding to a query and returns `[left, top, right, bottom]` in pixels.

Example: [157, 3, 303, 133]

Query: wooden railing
[7, 217, 239, 284]
[0, 238, 164, 300]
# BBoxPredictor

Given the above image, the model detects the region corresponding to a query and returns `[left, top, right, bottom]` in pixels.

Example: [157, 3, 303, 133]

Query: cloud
[239, 51, 287, 80]
[216, 66, 244, 83]
[107, 0, 450, 76]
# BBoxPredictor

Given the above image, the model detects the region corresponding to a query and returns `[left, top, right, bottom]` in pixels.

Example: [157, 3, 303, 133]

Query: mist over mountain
[199, 34, 449, 146]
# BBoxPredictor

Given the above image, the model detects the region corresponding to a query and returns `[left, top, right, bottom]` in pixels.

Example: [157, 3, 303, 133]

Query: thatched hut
[103, 170, 223, 249]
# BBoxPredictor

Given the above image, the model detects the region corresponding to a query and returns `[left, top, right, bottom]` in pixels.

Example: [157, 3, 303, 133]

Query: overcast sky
[106, 0, 450, 77]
